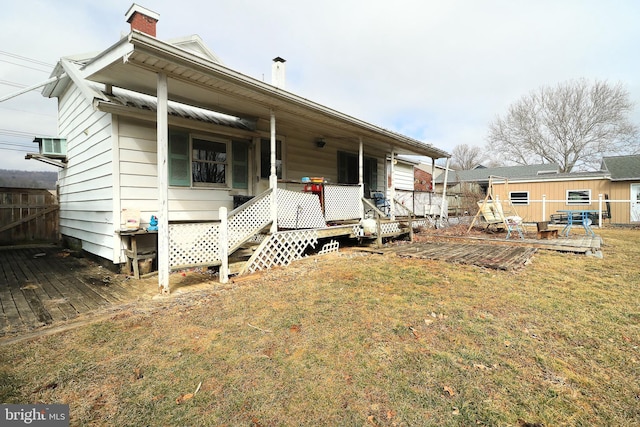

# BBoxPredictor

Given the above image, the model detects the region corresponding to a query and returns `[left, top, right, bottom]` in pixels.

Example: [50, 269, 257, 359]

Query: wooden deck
[362, 242, 537, 270]
[359, 233, 603, 270]
[0, 245, 156, 337]
[429, 234, 603, 254]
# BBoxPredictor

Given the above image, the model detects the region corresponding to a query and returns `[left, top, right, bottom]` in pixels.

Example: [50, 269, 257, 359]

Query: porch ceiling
[82, 31, 450, 159]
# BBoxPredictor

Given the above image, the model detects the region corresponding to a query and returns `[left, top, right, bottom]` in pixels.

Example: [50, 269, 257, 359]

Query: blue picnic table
[557, 209, 598, 237]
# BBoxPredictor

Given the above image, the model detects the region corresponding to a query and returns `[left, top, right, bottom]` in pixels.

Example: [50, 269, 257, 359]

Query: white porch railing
[394, 190, 448, 217]
[227, 189, 273, 250]
[167, 185, 442, 274]
[168, 189, 273, 269]
[277, 189, 326, 229]
[324, 185, 362, 221]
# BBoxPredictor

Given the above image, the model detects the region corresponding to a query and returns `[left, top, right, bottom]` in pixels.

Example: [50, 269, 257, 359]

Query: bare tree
[486, 79, 639, 172]
[450, 144, 488, 170]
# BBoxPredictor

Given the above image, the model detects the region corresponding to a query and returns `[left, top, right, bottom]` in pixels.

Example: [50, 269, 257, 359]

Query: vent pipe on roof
[272, 57, 286, 89]
[125, 4, 160, 37]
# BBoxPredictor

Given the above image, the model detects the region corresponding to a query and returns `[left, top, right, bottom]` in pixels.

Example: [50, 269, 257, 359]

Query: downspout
[269, 109, 278, 233]
[439, 158, 451, 226]
[157, 72, 170, 294]
[112, 116, 122, 264]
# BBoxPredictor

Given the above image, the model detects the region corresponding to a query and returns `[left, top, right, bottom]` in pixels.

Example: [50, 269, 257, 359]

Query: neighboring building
[414, 168, 432, 192]
[433, 163, 560, 217]
[601, 155, 640, 222]
[434, 163, 560, 194]
[34, 4, 450, 290]
[441, 156, 640, 224]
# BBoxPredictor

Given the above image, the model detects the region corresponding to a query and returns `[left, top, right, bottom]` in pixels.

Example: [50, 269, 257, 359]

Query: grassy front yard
[1, 228, 639, 426]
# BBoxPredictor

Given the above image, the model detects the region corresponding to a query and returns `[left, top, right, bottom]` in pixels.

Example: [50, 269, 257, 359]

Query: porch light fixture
[316, 138, 326, 148]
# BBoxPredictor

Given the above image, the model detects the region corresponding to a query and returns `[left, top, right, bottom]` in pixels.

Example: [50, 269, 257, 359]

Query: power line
[0, 129, 34, 137]
[0, 80, 27, 89]
[0, 59, 51, 74]
[0, 129, 52, 138]
[0, 50, 54, 68]
[0, 146, 33, 153]
[0, 128, 38, 135]
[0, 105, 56, 118]
[0, 141, 35, 149]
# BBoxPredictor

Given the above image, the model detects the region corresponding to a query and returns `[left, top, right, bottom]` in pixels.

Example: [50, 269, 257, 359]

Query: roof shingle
[601, 155, 640, 181]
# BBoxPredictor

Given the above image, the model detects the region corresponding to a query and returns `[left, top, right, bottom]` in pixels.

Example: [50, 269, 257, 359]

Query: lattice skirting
[380, 222, 403, 235]
[319, 240, 340, 254]
[169, 222, 221, 268]
[244, 229, 318, 274]
[411, 218, 435, 229]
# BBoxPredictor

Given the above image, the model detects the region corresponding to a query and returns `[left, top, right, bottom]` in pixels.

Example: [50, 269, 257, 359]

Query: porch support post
[358, 137, 364, 197]
[269, 109, 278, 233]
[439, 157, 451, 227]
[157, 72, 170, 294]
[389, 148, 395, 220]
[219, 207, 229, 283]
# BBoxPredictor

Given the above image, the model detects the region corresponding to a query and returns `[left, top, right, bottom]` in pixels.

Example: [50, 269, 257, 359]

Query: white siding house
[39, 4, 450, 291]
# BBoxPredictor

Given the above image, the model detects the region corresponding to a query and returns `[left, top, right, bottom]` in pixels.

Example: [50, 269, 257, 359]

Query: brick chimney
[272, 57, 286, 89]
[125, 4, 160, 37]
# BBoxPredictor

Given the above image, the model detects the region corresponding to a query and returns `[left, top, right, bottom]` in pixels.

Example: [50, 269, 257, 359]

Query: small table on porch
[557, 210, 598, 237]
[118, 229, 158, 279]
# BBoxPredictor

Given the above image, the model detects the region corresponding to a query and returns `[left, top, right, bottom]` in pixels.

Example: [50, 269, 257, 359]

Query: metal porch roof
[78, 31, 449, 159]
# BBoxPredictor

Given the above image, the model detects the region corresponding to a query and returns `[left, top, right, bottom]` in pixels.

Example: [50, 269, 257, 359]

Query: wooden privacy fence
[0, 187, 59, 245]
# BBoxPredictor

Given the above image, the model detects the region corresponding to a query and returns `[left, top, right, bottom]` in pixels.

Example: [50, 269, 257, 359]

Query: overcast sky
[1, 0, 639, 172]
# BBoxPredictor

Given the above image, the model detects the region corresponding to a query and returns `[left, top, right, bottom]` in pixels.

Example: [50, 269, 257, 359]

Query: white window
[509, 191, 529, 205]
[169, 131, 230, 187]
[192, 137, 228, 186]
[567, 189, 591, 205]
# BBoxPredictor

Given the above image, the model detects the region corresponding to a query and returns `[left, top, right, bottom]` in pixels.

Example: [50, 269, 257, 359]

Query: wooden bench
[537, 229, 558, 239]
[118, 229, 158, 279]
[536, 221, 558, 240]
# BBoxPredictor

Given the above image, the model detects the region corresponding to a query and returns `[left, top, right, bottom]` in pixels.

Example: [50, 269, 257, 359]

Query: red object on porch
[304, 183, 323, 192]
[303, 183, 324, 212]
